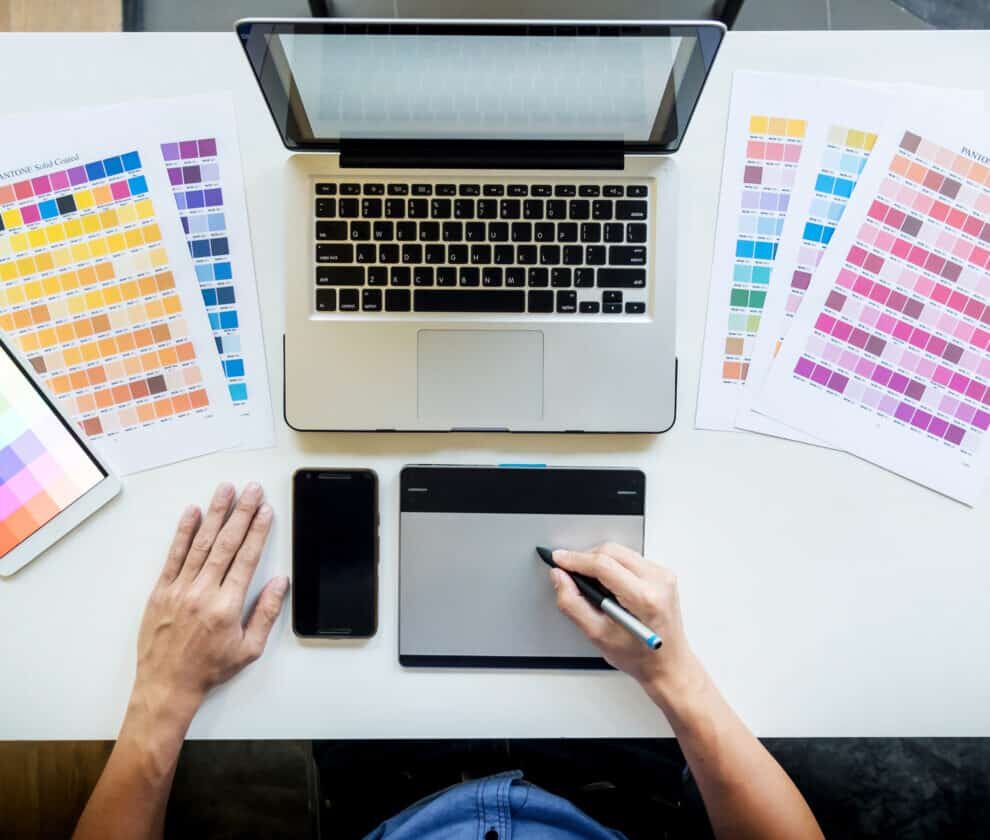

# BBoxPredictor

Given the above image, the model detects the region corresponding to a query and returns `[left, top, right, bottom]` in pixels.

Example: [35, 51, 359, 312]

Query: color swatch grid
[781, 127, 875, 333]
[0, 346, 102, 558]
[162, 138, 247, 405]
[0, 151, 215, 442]
[721, 115, 805, 382]
[789, 131, 990, 454]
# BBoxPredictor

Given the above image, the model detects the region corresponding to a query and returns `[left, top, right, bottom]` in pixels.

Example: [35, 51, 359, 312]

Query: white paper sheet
[754, 102, 990, 504]
[0, 107, 237, 474]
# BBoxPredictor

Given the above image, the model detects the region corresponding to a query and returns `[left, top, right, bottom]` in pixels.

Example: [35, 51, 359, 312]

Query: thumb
[552, 569, 610, 643]
[242, 576, 289, 662]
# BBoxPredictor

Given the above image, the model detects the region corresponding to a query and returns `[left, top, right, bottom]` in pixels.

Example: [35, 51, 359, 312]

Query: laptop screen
[237, 20, 723, 153]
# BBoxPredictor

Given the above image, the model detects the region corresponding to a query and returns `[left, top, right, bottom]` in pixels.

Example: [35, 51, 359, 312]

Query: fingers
[551, 569, 610, 642]
[179, 483, 235, 582]
[199, 482, 265, 585]
[553, 549, 646, 612]
[591, 542, 650, 577]
[241, 576, 290, 662]
[222, 502, 274, 600]
[160, 505, 201, 584]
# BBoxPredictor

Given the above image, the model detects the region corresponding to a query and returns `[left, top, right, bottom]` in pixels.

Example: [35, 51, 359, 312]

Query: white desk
[1, 30, 989, 740]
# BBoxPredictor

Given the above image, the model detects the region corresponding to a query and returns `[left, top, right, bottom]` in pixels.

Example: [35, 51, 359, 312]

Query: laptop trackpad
[417, 330, 543, 427]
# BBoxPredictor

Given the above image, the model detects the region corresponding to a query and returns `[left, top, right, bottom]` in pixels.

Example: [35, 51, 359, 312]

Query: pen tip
[535, 546, 554, 565]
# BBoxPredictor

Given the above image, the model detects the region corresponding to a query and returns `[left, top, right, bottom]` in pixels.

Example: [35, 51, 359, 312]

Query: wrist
[641, 651, 710, 719]
[118, 682, 200, 782]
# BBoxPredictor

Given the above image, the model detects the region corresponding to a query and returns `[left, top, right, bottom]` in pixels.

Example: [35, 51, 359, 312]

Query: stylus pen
[536, 547, 662, 650]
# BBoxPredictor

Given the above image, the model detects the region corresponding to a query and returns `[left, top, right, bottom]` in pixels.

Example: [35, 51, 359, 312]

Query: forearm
[73, 689, 195, 840]
[648, 659, 823, 840]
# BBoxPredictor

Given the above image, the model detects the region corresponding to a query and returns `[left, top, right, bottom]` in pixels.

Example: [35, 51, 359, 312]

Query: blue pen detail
[646, 634, 659, 648]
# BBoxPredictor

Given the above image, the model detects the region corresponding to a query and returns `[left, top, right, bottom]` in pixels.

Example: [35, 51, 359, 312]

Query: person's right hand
[551, 543, 704, 708]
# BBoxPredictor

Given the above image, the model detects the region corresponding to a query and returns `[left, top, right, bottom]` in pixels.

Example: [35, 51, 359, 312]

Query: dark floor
[160, 738, 990, 839]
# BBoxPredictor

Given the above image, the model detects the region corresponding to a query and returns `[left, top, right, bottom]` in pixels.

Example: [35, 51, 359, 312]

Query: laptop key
[483, 267, 503, 287]
[527, 268, 549, 287]
[604, 302, 622, 314]
[580, 223, 601, 243]
[425, 244, 446, 264]
[603, 185, 623, 197]
[340, 183, 360, 195]
[401, 244, 423, 264]
[459, 267, 480, 287]
[356, 243, 376, 263]
[494, 245, 515, 264]
[454, 199, 475, 219]
[437, 267, 457, 287]
[627, 223, 648, 243]
[442, 222, 463, 242]
[551, 268, 572, 287]
[592, 200, 613, 220]
[419, 221, 440, 241]
[379, 243, 399, 263]
[604, 290, 623, 304]
[511, 223, 532, 243]
[562, 246, 583, 265]
[488, 222, 509, 242]
[609, 246, 647, 265]
[557, 223, 577, 243]
[317, 266, 363, 285]
[539, 245, 561, 265]
[412, 183, 432, 195]
[415, 289, 525, 313]
[569, 200, 590, 220]
[627, 185, 649, 197]
[339, 289, 359, 311]
[546, 200, 566, 219]
[534, 223, 554, 242]
[499, 199, 521, 219]
[603, 223, 624, 243]
[316, 198, 336, 218]
[556, 290, 577, 313]
[435, 184, 456, 196]
[414, 266, 435, 286]
[459, 184, 480, 196]
[316, 183, 337, 196]
[349, 221, 371, 241]
[523, 200, 544, 220]
[390, 267, 411, 286]
[316, 288, 336, 311]
[516, 245, 537, 265]
[364, 183, 385, 195]
[387, 183, 409, 195]
[361, 198, 382, 218]
[396, 221, 417, 241]
[470, 244, 492, 264]
[386, 289, 411, 311]
[505, 267, 526, 287]
[598, 268, 646, 288]
[578, 185, 600, 197]
[554, 184, 576, 197]
[339, 198, 359, 217]
[367, 266, 388, 287]
[528, 290, 554, 313]
[625, 301, 646, 314]
[575, 268, 595, 287]
[586, 246, 607, 266]
[579, 300, 600, 314]
[532, 185, 552, 196]
[408, 199, 429, 218]
[373, 221, 394, 241]
[384, 198, 405, 218]
[507, 184, 528, 196]
[465, 222, 485, 242]
[316, 221, 348, 241]
[430, 198, 452, 219]
[448, 245, 468, 264]
[477, 199, 498, 219]
[362, 289, 382, 311]
[316, 244, 353, 263]
[483, 184, 504, 196]
[616, 200, 648, 220]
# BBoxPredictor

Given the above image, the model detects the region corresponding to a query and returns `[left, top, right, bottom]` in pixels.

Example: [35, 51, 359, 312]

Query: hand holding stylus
[549, 543, 701, 706]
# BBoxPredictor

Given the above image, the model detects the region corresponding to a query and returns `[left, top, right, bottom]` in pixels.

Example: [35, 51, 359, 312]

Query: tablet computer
[0, 337, 120, 577]
[399, 465, 645, 669]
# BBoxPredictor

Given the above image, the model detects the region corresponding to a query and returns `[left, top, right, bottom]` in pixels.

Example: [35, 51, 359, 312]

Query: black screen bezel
[235, 19, 724, 155]
[292, 468, 378, 638]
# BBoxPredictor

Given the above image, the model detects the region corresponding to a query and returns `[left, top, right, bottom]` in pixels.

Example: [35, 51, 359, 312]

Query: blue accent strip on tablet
[498, 463, 547, 468]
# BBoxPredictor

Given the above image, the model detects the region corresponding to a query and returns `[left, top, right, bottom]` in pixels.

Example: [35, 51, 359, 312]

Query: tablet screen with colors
[0, 342, 105, 558]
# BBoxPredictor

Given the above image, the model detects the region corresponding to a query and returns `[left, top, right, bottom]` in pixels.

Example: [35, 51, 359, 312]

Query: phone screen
[292, 469, 377, 637]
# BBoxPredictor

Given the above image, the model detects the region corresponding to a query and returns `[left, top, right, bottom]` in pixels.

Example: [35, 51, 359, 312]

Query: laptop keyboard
[312, 180, 651, 316]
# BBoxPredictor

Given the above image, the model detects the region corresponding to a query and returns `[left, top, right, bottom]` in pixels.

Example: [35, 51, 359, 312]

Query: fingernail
[273, 575, 290, 596]
[217, 482, 235, 499]
[182, 504, 199, 521]
[243, 481, 262, 501]
[257, 502, 273, 521]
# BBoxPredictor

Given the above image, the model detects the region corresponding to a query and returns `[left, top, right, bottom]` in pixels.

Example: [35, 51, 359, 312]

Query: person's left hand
[130, 482, 288, 727]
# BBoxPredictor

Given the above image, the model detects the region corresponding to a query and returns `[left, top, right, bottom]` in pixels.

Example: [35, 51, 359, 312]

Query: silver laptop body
[237, 18, 724, 431]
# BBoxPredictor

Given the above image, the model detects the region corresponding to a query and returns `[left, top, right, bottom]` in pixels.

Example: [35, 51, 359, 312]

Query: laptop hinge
[339, 140, 624, 171]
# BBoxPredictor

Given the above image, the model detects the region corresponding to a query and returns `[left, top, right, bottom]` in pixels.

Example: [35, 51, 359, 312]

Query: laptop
[237, 19, 723, 432]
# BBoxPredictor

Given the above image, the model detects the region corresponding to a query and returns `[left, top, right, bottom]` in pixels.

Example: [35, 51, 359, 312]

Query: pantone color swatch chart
[0, 344, 103, 558]
[758, 112, 990, 503]
[697, 73, 810, 430]
[162, 137, 247, 405]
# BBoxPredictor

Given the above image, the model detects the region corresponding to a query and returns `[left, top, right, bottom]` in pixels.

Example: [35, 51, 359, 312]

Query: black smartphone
[292, 468, 378, 638]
